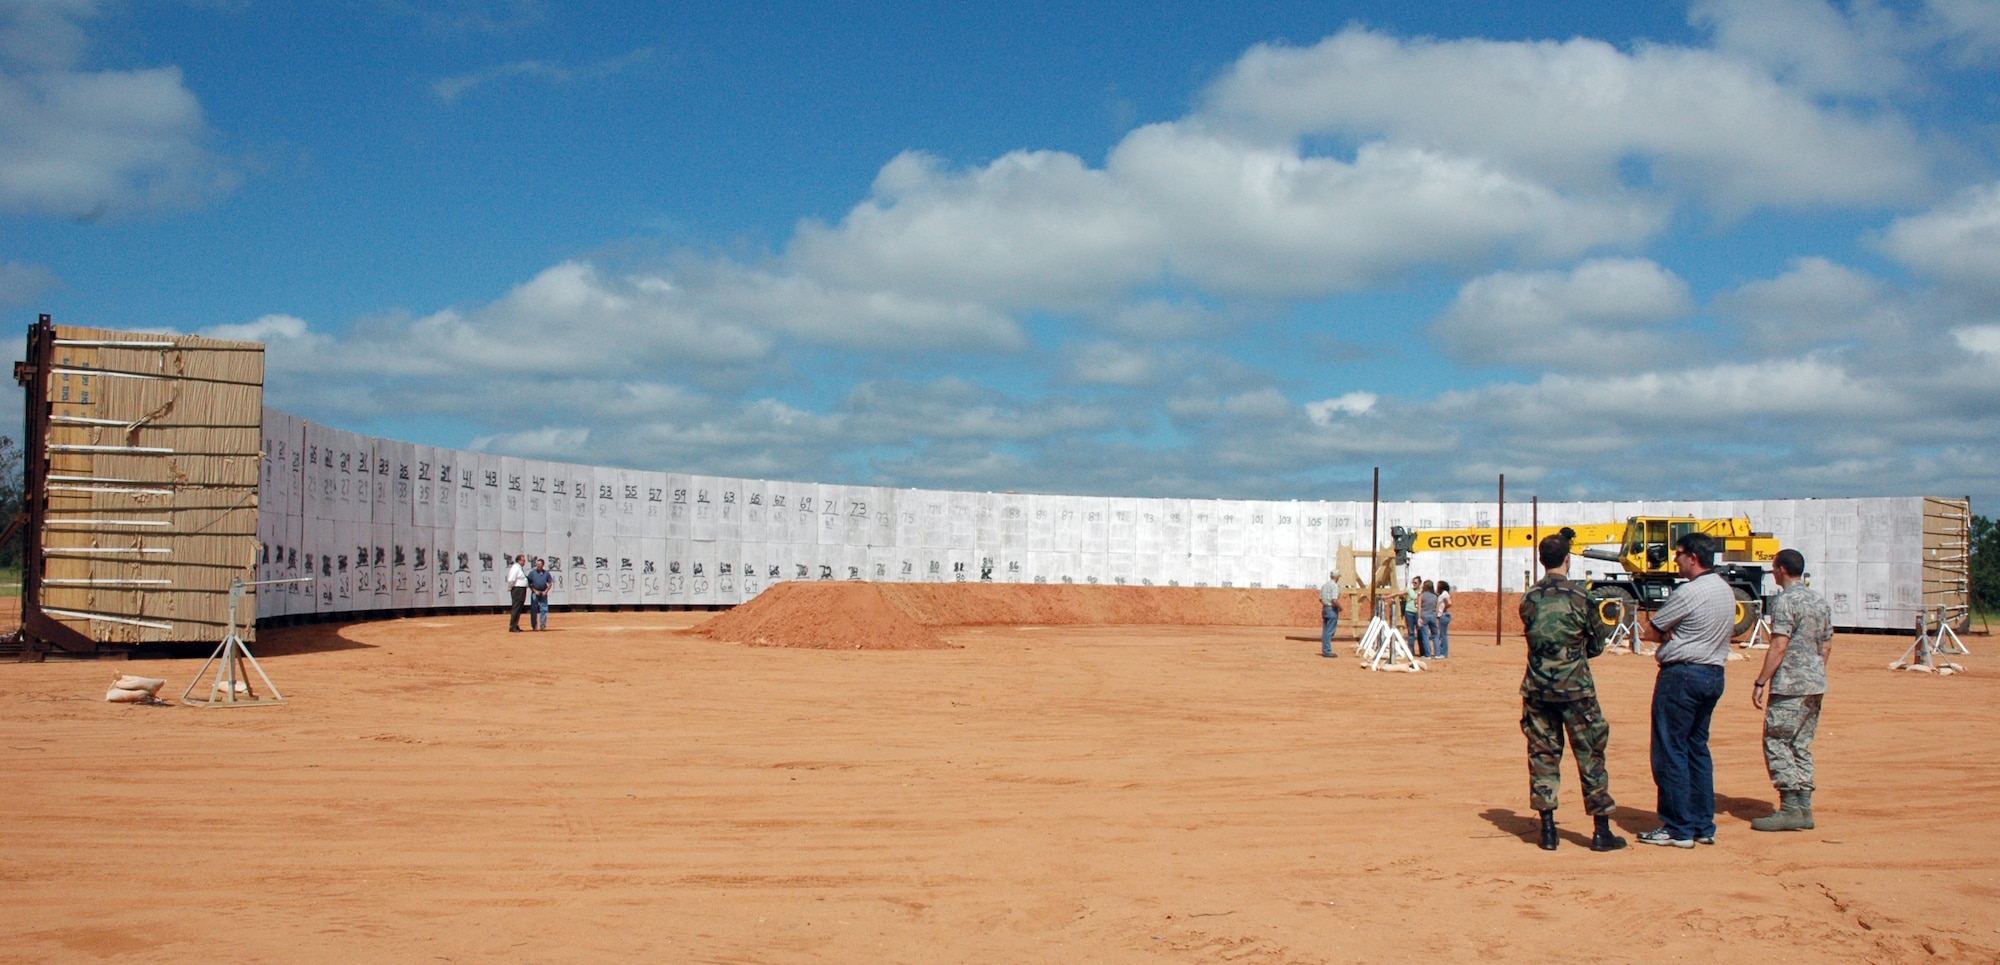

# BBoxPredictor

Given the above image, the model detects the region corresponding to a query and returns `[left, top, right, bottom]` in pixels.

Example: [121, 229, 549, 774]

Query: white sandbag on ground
[105, 687, 153, 703]
[114, 675, 166, 694]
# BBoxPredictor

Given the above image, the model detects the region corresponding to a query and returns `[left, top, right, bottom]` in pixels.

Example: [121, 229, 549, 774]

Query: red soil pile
[693, 582, 1328, 649]
[1439, 591, 1525, 634]
[874, 583, 1317, 627]
[690, 582, 951, 650]
[1334, 591, 1526, 634]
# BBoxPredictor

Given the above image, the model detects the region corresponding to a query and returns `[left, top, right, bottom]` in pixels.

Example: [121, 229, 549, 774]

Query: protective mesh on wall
[254, 409, 1938, 630]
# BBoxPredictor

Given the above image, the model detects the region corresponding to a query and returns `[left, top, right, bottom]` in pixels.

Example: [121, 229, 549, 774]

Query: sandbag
[114, 675, 166, 694]
[105, 687, 153, 703]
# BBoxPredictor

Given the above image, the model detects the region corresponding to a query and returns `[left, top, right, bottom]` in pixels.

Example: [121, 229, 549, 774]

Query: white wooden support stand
[1933, 606, 1971, 656]
[1741, 616, 1773, 650]
[179, 576, 310, 707]
[1354, 615, 1424, 672]
[1607, 608, 1649, 656]
[1890, 606, 1969, 676]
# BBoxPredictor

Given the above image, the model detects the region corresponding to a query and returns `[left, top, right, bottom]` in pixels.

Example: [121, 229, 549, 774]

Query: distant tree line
[1975, 514, 1998, 616]
[1, 436, 19, 569]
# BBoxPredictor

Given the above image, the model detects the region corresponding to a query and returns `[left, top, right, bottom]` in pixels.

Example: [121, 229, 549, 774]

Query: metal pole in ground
[1496, 473, 1504, 646]
[1531, 495, 1539, 584]
[1369, 466, 1380, 621]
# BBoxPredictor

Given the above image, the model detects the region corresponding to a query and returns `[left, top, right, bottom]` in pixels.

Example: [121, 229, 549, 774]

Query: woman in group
[1402, 577, 1422, 646]
[1440, 580, 1456, 656]
[1419, 580, 1441, 658]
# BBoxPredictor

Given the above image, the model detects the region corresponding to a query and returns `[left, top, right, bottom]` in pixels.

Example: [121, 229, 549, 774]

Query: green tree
[1974, 514, 1999, 615]
[0, 435, 20, 569]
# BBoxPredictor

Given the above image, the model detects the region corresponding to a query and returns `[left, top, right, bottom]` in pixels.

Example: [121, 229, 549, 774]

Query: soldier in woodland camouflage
[1518, 528, 1626, 852]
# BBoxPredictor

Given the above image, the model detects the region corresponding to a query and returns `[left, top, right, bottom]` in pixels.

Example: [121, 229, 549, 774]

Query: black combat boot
[1538, 810, 1558, 851]
[1591, 814, 1628, 852]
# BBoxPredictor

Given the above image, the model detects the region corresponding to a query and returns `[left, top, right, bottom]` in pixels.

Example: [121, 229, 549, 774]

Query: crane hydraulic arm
[1391, 522, 1626, 563]
[1389, 516, 1779, 637]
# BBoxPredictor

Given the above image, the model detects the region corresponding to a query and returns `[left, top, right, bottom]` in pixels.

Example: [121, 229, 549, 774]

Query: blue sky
[5, 0, 2000, 511]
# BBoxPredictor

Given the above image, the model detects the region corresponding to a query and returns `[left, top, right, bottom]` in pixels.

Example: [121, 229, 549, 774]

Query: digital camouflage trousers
[1763, 693, 1823, 792]
[1522, 695, 1615, 814]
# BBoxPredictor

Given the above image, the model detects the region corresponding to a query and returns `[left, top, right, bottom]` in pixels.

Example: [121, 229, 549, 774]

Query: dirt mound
[1440, 591, 1525, 634]
[874, 583, 1317, 627]
[693, 582, 1324, 649]
[691, 582, 951, 650]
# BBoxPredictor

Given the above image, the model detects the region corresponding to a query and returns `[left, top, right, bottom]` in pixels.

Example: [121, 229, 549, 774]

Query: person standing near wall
[527, 557, 553, 632]
[1419, 580, 1440, 658]
[1750, 548, 1832, 831]
[506, 554, 529, 633]
[1436, 581, 1453, 658]
[1638, 532, 1735, 848]
[1318, 569, 1343, 658]
[1519, 531, 1625, 852]
[1402, 576, 1421, 647]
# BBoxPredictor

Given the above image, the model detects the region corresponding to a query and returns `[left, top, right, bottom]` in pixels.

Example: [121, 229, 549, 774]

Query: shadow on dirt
[239, 622, 379, 657]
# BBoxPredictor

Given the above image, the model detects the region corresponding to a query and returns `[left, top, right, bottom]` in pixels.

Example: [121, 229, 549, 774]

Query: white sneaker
[1637, 828, 1694, 849]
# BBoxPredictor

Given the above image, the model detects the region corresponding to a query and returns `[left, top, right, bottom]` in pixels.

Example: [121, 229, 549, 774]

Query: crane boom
[1393, 522, 1626, 558]
[1387, 515, 1780, 638]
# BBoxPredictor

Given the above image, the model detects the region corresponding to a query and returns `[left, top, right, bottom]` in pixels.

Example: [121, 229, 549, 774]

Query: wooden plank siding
[35, 325, 264, 644]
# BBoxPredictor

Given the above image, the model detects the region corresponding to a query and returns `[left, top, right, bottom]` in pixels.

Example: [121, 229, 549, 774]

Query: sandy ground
[3, 597, 1996, 964]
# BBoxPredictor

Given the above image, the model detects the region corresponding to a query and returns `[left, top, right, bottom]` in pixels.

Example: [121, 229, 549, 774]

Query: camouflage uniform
[1764, 582, 1832, 792]
[1520, 572, 1615, 815]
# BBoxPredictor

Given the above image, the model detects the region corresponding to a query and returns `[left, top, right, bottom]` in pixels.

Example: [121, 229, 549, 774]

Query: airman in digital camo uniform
[1519, 529, 1626, 852]
[1750, 548, 1833, 832]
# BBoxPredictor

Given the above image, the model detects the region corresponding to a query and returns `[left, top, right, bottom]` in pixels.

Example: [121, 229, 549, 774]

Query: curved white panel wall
[254, 408, 1934, 629]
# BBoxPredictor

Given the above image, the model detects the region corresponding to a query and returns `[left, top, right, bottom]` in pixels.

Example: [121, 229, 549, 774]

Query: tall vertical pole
[1369, 467, 1380, 622]
[1495, 473, 1505, 647]
[1531, 495, 1540, 583]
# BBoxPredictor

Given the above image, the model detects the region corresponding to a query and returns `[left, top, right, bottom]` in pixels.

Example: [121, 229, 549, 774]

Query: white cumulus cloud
[1199, 26, 1930, 211]
[1878, 182, 2000, 298]
[0, 0, 234, 217]
[790, 126, 1659, 309]
[1305, 392, 1377, 424]
[1066, 342, 1157, 386]
[1435, 258, 1693, 368]
[1714, 256, 1906, 354]
[0, 258, 57, 306]
[1691, 0, 1918, 96]
[1957, 324, 2000, 355]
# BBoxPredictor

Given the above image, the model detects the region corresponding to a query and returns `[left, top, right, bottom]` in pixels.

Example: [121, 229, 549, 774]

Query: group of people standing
[1520, 529, 1833, 852]
[505, 554, 554, 632]
[1401, 578, 1451, 658]
[1313, 572, 1452, 658]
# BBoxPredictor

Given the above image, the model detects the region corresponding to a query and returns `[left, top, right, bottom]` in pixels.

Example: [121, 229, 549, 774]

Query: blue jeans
[1437, 613, 1451, 657]
[1419, 617, 1440, 657]
[1651, 662, 1725, 840]
[1404, 610, 1418, 644]
[531, 594, 549, 630]
[1320, 606, 1340, 656]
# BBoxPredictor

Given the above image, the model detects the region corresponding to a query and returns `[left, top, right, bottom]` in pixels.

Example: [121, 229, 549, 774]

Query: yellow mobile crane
[1390, 516, 1780, 636]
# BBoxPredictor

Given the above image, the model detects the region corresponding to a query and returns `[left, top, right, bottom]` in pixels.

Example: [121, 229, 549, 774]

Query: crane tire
[1732, 586, 1761, 639]
[1593, 587, 1636, 629]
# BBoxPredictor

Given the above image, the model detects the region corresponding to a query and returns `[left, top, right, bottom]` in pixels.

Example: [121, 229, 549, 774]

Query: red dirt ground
[692, 583, 1529, 650]
[2, 584, 1994, 963]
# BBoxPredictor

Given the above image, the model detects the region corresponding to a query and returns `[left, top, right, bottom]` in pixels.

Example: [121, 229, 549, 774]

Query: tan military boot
[1751, 790, 1814, 831]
